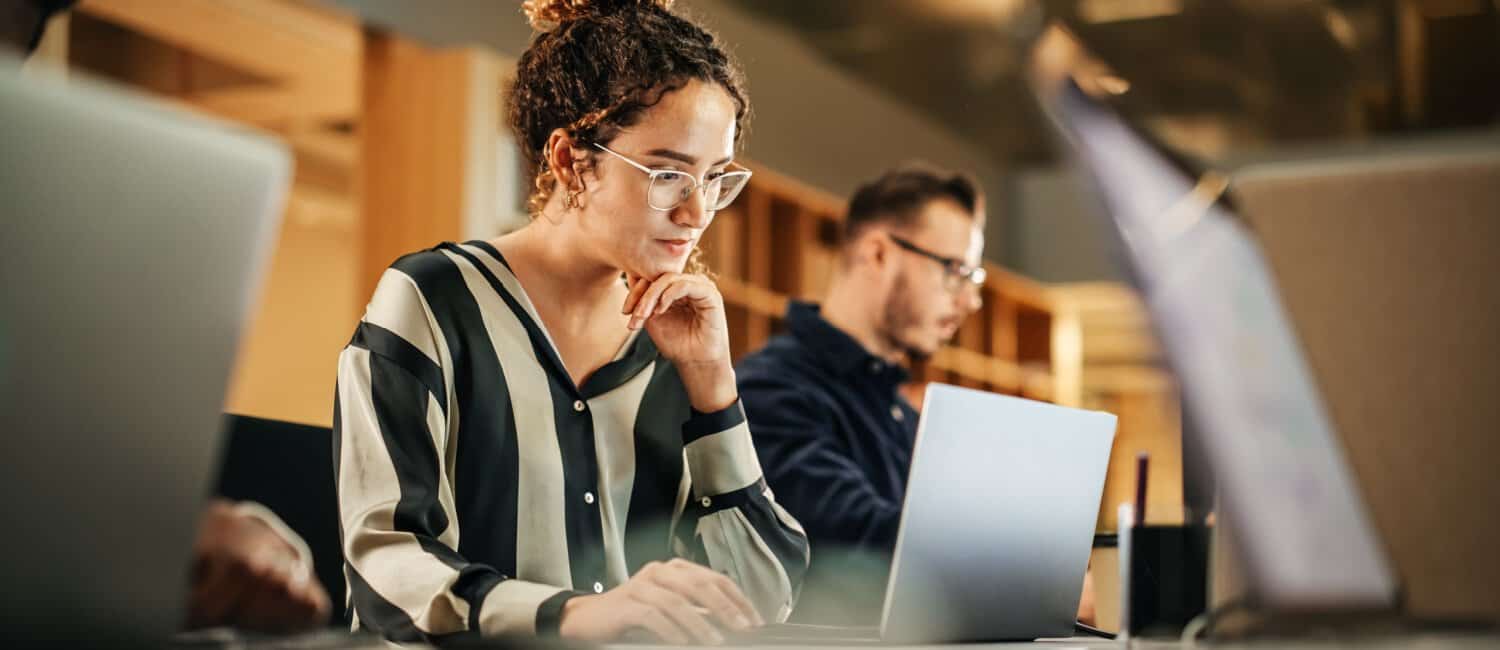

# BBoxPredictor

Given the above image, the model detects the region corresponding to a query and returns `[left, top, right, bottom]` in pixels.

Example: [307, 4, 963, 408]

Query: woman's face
[574, 79, 739, 281]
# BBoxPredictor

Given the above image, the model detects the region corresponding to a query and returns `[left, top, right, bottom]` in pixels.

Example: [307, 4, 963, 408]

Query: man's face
[876, 199, 985, 360]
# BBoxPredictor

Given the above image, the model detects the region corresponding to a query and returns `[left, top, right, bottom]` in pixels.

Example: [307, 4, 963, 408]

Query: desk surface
[609, 633, 1500, 650]
[170, 631, 1500, 649]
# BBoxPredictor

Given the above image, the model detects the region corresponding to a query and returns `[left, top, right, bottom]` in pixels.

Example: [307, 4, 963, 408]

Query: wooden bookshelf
[67, 0, 503, 427]
[1051, 283, 1183, 532]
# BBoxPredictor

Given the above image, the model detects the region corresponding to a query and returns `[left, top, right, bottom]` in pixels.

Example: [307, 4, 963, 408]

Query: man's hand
[559, 558, 764, 645]
[184, 500, 331, 633]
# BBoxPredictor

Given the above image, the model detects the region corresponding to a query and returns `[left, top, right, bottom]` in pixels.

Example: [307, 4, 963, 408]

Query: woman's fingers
[626, 273, 721, 325]
[629, 601, 692, 645]
[632, 584, 724, 644]
[654, 279, 704, 316]
[631, 275, 678, 329]
[652, 559, 757, 631]
[710, 571, 765, 627]
[622, 273, 650, 315]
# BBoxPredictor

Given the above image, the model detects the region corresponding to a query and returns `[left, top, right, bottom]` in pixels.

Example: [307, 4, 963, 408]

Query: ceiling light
[1095, 74, 1131, 95]
[917, 0, 1031, 24]
[1077, 0, 1183, 24]
[1323, 8, 1358, 50]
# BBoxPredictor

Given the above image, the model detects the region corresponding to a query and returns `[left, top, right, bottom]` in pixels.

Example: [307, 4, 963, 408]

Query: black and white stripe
[334, 241, 809, 642]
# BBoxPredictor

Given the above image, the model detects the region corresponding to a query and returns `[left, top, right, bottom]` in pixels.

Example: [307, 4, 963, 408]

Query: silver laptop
[0, 61, 289, 643]
[878, 384, 1117, 643]
[739, 385, 1116, 645]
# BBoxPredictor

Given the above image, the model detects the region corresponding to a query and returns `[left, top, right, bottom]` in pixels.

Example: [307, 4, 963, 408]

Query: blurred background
[20, 0, 1498, 631]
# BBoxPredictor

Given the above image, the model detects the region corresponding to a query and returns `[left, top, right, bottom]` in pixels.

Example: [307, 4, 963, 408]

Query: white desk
[610, 634, 1500, 650]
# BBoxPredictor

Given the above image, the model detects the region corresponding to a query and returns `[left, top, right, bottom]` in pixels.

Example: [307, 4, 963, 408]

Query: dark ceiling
[726, 0, 1500, 166]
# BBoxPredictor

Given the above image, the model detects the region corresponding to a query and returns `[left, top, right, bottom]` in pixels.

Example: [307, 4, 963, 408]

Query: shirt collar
[579, 330, 660, 399]
[463, 240, 662, 400]
[785, 301, 910, 385]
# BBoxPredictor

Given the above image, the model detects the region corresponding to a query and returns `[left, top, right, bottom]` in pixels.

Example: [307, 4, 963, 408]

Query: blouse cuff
[683, 400, 762, 497]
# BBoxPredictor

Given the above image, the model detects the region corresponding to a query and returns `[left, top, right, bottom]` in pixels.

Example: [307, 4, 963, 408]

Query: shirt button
[573, 400, 586, 412]
[869, 360, 882, 374]
[593, 582, 605, 593]
[700, 496, 712, 508]
[891, 405, 905, 422]
[584, 491, 595, 505]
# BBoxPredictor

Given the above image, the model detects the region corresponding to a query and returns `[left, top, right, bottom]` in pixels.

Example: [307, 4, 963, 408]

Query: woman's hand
[623, 273, 737, 412]
[558, 558, 764, 645]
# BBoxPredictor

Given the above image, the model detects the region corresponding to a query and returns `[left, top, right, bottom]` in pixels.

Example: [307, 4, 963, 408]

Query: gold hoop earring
[564, 189, 582, 210]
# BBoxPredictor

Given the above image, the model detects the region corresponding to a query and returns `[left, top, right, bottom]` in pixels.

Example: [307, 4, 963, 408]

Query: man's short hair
[843, 162, 982, 245]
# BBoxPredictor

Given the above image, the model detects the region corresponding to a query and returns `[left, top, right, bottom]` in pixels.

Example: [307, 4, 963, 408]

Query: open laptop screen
[1045, 79, 1397, 611]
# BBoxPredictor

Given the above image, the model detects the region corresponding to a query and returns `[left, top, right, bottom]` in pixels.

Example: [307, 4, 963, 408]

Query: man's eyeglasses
[593, 143, 753, 212]
[887, 233, 987, 294]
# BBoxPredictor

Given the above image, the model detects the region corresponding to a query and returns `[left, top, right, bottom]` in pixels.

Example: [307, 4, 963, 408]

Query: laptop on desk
[1033, 27, 1401, 624]
[0, 59, 288, 644]
[740, 384, 1117, 644]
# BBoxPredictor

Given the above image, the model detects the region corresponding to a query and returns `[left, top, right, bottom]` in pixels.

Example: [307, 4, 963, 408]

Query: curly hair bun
[522, 0, 676, 32]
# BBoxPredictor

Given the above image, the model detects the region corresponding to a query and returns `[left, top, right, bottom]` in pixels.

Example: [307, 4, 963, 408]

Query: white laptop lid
[880, 384, 1117, 643]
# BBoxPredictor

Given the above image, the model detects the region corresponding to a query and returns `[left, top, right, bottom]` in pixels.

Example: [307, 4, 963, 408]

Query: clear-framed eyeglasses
[593, 143, 753, 212]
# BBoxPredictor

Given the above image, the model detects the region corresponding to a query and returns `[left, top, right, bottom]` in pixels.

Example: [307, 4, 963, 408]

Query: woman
[333, 0, 808, 644]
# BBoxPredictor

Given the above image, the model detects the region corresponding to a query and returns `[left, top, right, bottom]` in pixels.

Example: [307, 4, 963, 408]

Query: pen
[1134, 452, 1150, 526]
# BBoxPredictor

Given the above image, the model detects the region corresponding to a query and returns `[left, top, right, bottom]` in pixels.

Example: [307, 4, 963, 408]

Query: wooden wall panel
[359, 31, 498, 299]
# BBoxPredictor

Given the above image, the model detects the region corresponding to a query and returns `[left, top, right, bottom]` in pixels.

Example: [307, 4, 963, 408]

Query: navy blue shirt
[737, 301, 918, 625]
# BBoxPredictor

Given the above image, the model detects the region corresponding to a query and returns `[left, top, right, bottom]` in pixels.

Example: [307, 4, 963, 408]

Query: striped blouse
[333, 241, 809, 643]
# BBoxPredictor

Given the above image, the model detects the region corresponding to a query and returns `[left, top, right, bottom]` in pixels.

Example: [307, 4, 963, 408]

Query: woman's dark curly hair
[511, 1, 749, 275]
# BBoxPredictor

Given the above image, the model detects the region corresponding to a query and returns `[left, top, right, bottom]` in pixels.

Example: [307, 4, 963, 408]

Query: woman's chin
[626, 256, 688, 280]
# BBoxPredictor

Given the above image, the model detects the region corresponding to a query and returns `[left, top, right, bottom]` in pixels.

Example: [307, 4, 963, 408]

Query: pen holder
[1118, 506, 1210, 638]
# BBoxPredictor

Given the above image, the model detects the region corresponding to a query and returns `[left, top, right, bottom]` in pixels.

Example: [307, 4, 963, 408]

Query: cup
[1118, 505, 1210, 638]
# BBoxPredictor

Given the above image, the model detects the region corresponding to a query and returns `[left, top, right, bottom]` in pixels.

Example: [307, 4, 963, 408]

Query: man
[738, 164, 1095, 626]
[3, 5, 331, 633]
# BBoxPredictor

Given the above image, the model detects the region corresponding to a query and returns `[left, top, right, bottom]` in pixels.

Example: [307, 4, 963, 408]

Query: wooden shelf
[1052, 283, 1183, 531]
